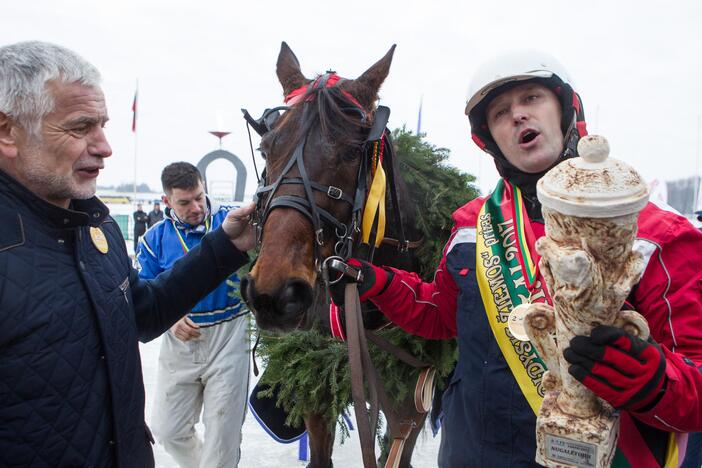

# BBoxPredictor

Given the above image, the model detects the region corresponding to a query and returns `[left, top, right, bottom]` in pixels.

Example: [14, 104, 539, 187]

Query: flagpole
[416, 94, 423, 135]
[133, 79, 139, 205]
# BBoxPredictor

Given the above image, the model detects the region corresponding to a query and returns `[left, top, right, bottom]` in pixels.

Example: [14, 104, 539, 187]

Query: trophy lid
[536, 135, 650, 218]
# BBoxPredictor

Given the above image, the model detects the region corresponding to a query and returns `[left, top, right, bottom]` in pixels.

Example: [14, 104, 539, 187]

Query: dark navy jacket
[0, 170, 248, 467]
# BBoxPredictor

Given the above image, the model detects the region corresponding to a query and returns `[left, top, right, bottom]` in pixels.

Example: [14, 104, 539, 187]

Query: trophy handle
[614, 310, 650, 341]
[524, 303, 561, 391]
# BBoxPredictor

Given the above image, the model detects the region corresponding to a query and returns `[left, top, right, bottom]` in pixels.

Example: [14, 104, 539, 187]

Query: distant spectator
[133, 203, 148, 252]
[148, 201, 164, 228]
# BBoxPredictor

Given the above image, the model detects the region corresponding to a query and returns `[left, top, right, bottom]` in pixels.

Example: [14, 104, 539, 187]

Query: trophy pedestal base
[535, 392, 619, 468]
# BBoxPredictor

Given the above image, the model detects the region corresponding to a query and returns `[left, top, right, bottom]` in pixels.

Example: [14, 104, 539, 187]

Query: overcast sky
[4, 0, 702, 197]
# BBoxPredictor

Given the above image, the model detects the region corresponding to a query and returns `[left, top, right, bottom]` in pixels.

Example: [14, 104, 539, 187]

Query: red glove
[329, 258, 393, 305]
[563, 325, 667, 411]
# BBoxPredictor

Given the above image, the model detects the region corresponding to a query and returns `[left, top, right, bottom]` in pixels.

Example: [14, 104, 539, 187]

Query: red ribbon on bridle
[284, 73, 365, 111]
[329, 302, 347, 341]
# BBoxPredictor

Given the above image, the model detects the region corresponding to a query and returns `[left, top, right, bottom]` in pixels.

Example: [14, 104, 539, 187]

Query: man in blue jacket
[0, 41, 254, 467]
[138, 162, 249, 467]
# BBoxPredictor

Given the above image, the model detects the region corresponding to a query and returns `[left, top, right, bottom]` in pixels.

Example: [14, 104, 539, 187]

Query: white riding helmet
[465, 50, 587, 181]
[465, 50, 573, 117]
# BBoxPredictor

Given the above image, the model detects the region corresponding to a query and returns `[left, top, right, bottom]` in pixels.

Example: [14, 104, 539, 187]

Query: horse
[242, 42, 447, 468]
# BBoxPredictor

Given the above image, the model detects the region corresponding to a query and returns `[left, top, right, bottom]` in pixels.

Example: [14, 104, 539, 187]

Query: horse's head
[241, 42, 395, 332]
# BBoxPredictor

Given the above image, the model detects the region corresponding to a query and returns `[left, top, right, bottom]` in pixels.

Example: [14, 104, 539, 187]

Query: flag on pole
[416, 95, 423, 135]
[131, 86, 138, 132]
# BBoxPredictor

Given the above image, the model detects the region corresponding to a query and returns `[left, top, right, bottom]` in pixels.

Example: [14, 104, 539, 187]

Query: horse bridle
[243, 74, 431, 468]
[242, 73, 398, 271]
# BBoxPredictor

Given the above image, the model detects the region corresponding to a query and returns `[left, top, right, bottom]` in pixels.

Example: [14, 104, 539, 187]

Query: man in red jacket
[343, 51, 702, 467]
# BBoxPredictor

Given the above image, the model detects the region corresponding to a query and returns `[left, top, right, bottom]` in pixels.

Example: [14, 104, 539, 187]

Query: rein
[339, 277, 435, 468]
[242, 73, 430, 468]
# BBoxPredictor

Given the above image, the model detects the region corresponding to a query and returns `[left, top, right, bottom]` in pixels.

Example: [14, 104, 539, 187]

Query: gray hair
[0, 41, 101, 138]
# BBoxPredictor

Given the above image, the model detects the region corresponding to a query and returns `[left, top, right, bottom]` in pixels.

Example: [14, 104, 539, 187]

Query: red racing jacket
[372, 196, 702, 467]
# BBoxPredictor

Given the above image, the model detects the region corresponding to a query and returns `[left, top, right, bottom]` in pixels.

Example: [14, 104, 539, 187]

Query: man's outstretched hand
[222, 203, 256, 252]
[564, 325, 667, 411]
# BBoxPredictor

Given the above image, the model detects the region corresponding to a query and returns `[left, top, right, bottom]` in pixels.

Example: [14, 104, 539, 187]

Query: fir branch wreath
[255, 128, 479, 436]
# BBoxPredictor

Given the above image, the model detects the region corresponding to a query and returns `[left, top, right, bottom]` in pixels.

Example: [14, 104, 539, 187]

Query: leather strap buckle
[327, 186, 343, 199]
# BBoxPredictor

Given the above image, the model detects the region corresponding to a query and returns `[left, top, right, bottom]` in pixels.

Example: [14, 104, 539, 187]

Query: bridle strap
[256, 177, 355, 206]
[381, 134, 409, 251]
[344, 287, 435, 468]
[266, 196, 349, 239]
[252, 76, 375, 264]
[257, 135, 328, 259]
[380, 236, 423, 250]
[244, 79, 426, 467]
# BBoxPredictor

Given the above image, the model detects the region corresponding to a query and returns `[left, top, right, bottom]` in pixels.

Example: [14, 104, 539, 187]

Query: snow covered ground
[139, 337, 441, 467]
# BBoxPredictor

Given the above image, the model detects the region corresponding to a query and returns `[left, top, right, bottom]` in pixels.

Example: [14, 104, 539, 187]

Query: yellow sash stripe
[663, 434, 679, 468]
[476, 200, 544, 415]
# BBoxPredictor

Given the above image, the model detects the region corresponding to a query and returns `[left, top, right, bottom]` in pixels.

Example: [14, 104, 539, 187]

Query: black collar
[0, 169, 109, 228]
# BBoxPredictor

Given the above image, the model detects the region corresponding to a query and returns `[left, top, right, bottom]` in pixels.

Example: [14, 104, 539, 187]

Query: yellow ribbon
[361, 160, 386, 247]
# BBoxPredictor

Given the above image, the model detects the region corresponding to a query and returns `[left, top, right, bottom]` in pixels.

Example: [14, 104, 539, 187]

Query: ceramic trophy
[509, 135, 651, 468]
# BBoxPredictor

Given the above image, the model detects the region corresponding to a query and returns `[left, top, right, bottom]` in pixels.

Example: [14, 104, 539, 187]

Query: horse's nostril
[243, 277, 312, 330]
[240, 275, 254, 307]
[277, 279, 313, 317]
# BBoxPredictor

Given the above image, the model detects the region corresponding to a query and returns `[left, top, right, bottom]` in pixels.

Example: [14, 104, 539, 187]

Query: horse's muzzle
[241, 274, 313, 331]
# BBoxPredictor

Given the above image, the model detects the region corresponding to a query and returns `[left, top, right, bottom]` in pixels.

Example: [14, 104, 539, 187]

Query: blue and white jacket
[137, 200, 245, 326]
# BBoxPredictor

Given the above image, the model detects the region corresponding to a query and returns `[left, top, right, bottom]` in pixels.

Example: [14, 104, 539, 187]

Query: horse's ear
[277, 42, 307, 97]
[348, 44, 396, 108]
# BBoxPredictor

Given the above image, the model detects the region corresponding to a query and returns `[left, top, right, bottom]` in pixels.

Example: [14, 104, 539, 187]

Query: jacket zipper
[119, 278, 130, 305]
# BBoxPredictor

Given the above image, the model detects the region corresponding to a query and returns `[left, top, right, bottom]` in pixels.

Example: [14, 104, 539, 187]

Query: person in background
[336, 51, 702, 467]
[133, 202, 148, 252]
[148, 200, 164, 228]
[0, 40, 255, 468]
[137, 162, 249, 468]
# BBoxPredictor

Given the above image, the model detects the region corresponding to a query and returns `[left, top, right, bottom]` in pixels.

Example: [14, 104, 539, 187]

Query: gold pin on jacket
[89, 227, 109, 254]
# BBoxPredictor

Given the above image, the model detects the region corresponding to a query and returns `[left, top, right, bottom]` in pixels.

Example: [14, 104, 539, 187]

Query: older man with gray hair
[0, 41, 255, 467]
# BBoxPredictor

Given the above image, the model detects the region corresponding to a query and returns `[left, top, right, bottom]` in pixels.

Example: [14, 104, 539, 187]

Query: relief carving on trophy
[508, 135, 651, 468]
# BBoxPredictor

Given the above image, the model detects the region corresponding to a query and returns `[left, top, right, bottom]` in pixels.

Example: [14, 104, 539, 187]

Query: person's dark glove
[328, 258, 393, 306]
[563, 325, 667, 411]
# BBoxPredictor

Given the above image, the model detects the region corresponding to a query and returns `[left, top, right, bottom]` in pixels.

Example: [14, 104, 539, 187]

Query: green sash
[475, 179, 549, 413]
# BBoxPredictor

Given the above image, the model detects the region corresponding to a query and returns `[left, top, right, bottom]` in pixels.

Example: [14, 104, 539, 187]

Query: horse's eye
[341, 147, 362, 162]
[256, 146, 267, 160]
